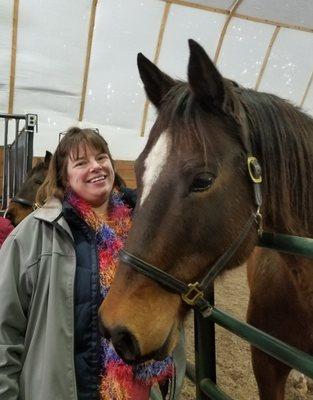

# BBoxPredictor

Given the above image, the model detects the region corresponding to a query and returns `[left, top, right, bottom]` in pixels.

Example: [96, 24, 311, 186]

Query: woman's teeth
[90, 176, 106, 183]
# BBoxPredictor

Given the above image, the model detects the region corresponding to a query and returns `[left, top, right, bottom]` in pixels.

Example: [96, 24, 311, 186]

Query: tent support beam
[162, 0, 313, 33]
[254, 26, 280, 91]
[79, 0, 98, 122]
[8, 0, 19, 114]
[214, 0, 244, 64]
[300, 70, 313, 108]
[140, 2, 171, 137]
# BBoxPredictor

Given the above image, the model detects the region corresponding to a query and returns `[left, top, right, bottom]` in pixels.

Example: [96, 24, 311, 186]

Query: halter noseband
[3, 197, 39, 222]
[11, 197, 39, 210]
[119, 106, 263, 317]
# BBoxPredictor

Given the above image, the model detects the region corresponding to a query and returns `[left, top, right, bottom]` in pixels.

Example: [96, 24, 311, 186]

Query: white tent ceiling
[0, 0, 312, 160]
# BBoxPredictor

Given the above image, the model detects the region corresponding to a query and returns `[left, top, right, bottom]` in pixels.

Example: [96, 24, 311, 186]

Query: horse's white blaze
[140, 132, 171, 206]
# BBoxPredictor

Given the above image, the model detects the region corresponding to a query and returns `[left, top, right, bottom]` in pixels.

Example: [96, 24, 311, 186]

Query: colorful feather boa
[66, 190, 173, 400]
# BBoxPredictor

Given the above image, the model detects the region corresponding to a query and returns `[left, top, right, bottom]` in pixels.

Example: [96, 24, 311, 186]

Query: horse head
[100, 40, 262, 363]
[6, 150, 52, 226]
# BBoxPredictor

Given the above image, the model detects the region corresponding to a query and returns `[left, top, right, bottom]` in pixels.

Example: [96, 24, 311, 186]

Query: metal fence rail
[190, 233, 313, 400]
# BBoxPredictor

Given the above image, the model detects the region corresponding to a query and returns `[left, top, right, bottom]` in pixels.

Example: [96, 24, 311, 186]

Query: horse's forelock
[158, 81, 242, 166]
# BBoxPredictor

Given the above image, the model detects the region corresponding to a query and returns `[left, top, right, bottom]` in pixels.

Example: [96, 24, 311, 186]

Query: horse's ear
[44, 150, 52, 165]
[137, 53, 175, 108]
[188, 39, 225, 108]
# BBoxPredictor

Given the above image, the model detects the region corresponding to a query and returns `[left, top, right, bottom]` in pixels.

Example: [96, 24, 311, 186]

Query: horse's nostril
[111, 327, 140, 364]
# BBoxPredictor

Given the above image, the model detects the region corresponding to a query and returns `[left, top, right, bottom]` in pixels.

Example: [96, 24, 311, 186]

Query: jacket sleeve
[0, 234, 28, 399]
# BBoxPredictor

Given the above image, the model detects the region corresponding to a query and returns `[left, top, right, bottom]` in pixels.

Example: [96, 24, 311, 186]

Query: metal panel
[237, 0, 313, 30]
[13, 0, 90, 119]
[144, 5, 227, 136]
[217, 17, 275, 87]
[0, 113, 35, 209]
[84, 0, 165, 130]
[0, 0, 312, 160]
[181, 0, 234, 9]
[258, 28, 313, 104]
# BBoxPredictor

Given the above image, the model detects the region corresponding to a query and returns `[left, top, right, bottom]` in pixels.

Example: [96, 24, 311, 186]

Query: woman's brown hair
[36, 127, 114, 205]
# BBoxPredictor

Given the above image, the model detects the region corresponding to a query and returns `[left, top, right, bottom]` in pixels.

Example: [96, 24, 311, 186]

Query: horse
[99, 39, 313, 400]
[4, 150, 52, 226]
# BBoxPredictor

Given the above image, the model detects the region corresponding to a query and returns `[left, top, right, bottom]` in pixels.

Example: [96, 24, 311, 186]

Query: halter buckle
[181, 282, 204, 306]
[247, 156, 262, 184]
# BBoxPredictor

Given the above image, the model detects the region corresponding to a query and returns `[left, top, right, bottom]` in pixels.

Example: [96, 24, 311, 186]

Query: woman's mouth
[88, 175, 107, 184]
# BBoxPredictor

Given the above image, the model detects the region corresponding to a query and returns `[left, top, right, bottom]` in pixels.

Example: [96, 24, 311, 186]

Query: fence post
[194, 284, 216, 400]
[2, 118, 10, 209]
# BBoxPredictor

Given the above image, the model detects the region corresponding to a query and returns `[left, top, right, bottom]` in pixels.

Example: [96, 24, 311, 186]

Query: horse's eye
[35, 179, 43, 185]
[190, 173, 214, 192]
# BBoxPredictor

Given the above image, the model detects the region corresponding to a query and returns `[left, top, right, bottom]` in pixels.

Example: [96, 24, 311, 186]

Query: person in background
[0, 127, 185, 400]
[0, 216, 14, 247]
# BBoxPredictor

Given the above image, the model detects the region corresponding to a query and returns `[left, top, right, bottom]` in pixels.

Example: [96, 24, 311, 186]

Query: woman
[0, 127, 183, 400]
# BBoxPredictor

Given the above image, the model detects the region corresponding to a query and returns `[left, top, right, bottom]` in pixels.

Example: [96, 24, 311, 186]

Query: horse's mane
[160, 80, 313, 236]
[239, 89, 313, 235]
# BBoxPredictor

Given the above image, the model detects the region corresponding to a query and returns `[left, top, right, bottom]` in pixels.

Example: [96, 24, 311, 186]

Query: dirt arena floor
[181, 264, 313, 400]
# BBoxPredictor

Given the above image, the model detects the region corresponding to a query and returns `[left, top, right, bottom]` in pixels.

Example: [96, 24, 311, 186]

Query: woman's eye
[189, 174, 215, 192]
[75, 161, 86, 167]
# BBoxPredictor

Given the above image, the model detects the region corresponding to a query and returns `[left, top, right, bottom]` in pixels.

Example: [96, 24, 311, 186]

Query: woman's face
[66, 144, 115, 208]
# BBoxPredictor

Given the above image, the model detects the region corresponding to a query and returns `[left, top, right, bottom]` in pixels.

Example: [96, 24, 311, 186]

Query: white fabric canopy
[0, 0, 312, 159]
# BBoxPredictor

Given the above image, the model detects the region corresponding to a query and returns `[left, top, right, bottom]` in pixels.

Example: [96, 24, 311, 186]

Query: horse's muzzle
[99, 318, 171, 364]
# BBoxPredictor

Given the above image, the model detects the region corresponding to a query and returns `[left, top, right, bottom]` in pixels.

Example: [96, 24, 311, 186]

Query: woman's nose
[90, 159, 101, 171]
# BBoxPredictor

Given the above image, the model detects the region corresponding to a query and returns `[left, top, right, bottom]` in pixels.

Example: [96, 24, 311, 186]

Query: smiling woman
[0, 127, 183, 400]
[66, 145, 115, 214]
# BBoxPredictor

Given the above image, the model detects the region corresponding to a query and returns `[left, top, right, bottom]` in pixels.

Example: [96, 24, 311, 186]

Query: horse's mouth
[115, 338, 171, 365]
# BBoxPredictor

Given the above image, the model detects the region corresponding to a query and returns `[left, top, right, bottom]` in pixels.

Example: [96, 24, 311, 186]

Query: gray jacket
[0, 198, 77, 400]
[0, 198, 185, 400]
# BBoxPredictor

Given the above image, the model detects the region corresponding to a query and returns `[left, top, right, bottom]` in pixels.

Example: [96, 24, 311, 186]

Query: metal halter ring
[247, 156, 262, 184]
[181, 282, 204, 306]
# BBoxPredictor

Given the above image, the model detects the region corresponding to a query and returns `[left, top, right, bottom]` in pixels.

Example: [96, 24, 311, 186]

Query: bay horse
[5, 150, 52, 226]
[99, 40, 313, 400]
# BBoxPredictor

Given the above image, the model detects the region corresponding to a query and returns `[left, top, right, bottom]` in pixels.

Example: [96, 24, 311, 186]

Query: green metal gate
[187, 232, 313, 400]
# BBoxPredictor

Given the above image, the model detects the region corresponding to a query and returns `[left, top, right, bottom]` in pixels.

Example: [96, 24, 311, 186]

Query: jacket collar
[34, 197, 73, 240]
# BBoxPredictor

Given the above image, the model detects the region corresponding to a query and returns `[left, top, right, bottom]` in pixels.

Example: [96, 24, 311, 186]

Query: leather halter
[11, 196, 38, 210]
[120, 212, 258, 317]
[119, 104, 263, 317]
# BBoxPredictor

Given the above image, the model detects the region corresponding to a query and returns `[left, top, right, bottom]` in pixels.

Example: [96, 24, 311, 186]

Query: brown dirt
[181, 264, 313, 400]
